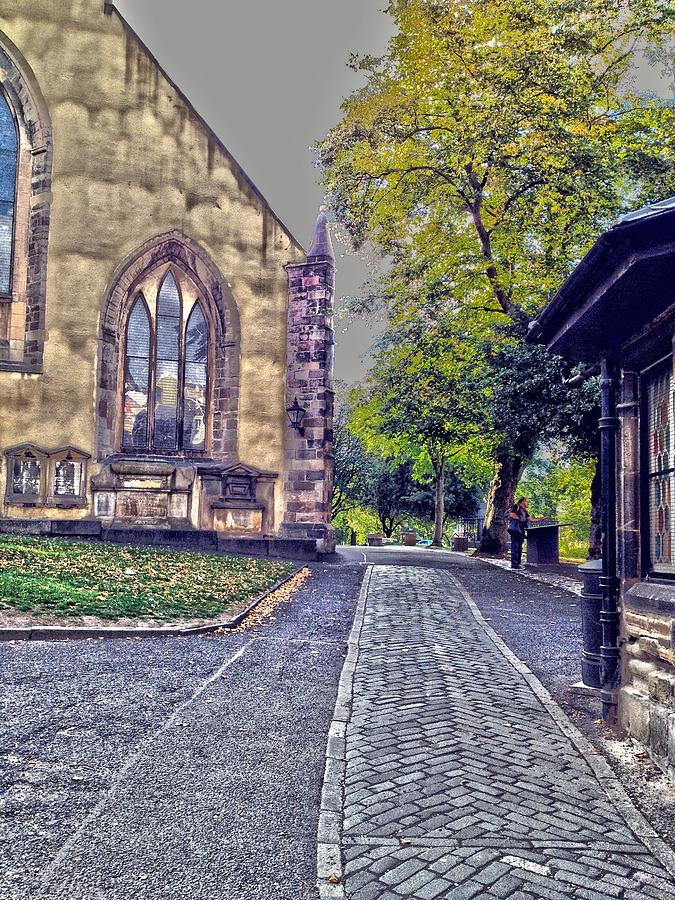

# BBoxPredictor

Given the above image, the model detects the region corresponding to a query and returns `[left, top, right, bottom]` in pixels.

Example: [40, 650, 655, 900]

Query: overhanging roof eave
[529, 205, 675, 357]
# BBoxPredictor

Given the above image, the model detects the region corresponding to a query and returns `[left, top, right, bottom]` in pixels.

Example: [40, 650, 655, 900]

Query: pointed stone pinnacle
[307, 208, 335, 263]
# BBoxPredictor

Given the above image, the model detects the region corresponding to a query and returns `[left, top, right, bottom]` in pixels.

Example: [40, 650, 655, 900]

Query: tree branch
[464, 167, 515, 316]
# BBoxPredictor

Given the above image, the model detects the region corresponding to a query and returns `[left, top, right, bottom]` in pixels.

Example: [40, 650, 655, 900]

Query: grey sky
[114, 2, 670, 384]
[115, 0, 392, 383]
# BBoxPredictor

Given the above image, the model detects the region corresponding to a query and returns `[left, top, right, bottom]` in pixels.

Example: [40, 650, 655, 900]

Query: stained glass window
[154, 274, 181, 451]
[0, 90, 17, 294]
[647, 368, 674, 571]
[120, 271, 210, 454]
[183, 304, 208, 451]
[122, 297, 151, 450]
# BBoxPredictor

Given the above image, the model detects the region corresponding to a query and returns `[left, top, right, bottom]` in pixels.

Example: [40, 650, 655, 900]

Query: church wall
[0, 0, 305, 529]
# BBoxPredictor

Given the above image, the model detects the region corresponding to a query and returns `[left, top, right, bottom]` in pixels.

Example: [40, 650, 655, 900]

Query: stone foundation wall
[0, 516, 320, 560]
[616, 368, 675, 779]
[621, 585, 675, 778]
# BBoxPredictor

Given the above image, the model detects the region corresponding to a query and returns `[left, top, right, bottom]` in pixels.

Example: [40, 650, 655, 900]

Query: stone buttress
[282, 211, 336, 554]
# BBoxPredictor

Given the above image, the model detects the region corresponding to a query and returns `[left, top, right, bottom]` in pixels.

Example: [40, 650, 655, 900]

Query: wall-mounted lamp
[286, 397, 307, 435]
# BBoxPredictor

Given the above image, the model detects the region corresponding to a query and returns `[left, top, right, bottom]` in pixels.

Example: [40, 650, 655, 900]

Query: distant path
[337, 545, 585, 699]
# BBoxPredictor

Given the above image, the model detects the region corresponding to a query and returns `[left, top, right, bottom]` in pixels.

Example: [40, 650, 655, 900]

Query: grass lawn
[0, 535, 296, 623]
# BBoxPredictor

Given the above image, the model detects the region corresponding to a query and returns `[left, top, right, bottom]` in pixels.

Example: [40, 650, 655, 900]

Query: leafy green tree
[320, 0, 674, 553]
[554, 374, 603, 559]
[519, 452, 597, 560]
[362, 458, 480, 536]
[475, 326, 602, 554]
[350, 321, 489, 546]
[332, 397, 370, 518]
[404, 468, 481, 529]
[321, 0, 674, 308]
[364, 459, 415, 536]
[334, 505, 382, 546]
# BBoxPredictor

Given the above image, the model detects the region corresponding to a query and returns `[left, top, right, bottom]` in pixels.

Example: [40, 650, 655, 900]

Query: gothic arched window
[0, 88, 18, 295]
[122, 270, 210, 453]
[123, 297, 151, 450]
[183, 303, 208, 451]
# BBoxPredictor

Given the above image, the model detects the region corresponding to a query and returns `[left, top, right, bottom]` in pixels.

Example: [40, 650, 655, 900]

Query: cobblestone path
[324, 566, 675, 900]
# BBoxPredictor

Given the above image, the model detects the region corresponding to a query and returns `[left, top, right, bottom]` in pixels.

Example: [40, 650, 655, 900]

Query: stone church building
[0, 0, 335, 557]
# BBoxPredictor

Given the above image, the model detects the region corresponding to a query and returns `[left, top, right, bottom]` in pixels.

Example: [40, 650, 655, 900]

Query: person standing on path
[508, 496, 529, 569]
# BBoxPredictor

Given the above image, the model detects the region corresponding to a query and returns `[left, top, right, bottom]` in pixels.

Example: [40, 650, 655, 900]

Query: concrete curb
[477, 555, 583, 596]
[452, 573, 675, 880]
[0, 567, 303, 642]
[316, 565, 372, 900]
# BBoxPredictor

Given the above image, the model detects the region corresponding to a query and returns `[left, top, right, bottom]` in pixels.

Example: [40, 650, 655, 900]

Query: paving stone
[392, 868, 436, 895]
[438, 862, 476, 883]
[413, 877, 454, 899]
[381, 859, 426, 885]
[370, 855, 401, 876]
[487, 874, 528, 898]
[472, 861, 513, 885]
[346, 867, 382, 894]
[444, 883, 486, 899]
[634, 870, 675, 895]
[350, 883, 386, 900]
[333, 566, 675, 900]
[344, 854, 375, 876]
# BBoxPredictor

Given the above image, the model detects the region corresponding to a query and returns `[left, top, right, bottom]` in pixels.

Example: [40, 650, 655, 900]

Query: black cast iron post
[578, 558, 602, 688]
[599, 357, 620, 720]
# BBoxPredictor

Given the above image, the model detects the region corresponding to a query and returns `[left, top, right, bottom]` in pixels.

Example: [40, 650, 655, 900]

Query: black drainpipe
[599, 357, 620, 720]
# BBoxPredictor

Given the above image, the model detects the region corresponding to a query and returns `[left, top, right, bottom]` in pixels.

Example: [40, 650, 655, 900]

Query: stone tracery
[96, 231, 240, 463]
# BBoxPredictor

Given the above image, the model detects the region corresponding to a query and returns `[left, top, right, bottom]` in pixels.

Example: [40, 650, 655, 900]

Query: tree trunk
[478, 452, 524, 556]
[331, 490, 344, 519]
[380, 515, 395, 538]
[432, 461, 445, 548]
[588, 458, 602, 560]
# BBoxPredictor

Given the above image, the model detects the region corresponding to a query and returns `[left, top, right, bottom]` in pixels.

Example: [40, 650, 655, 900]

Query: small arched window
[121, 270, 210, 453]
[0, 88, 18, 295]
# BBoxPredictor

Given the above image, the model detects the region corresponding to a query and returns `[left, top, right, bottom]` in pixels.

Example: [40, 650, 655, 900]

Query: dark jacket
[508, 504, 529, 538]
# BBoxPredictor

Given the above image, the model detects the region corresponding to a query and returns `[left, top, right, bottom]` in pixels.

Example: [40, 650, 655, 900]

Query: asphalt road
[3, 546, 673, 898]
[0, 561, 363, 900]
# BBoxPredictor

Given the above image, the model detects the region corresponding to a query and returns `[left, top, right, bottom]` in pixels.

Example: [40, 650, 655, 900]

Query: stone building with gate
[531, 197, 675, 779]
[0, 0, 335, 558]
